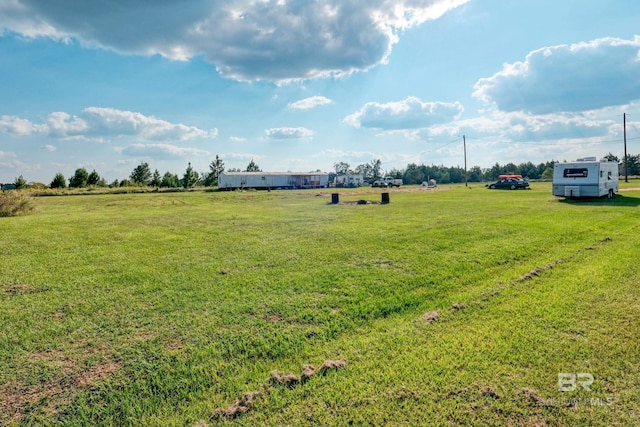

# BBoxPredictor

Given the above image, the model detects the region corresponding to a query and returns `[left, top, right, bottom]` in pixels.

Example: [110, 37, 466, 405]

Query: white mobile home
[552, 158, 618, 198]
[218, 172, 329, 190]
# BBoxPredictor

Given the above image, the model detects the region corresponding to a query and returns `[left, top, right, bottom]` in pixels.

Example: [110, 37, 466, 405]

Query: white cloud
[473, 36, 640, 114]
[344, 96, 464, 130]
[289, 96, 333, 110]
[120, 143, 210, 159]
[0, 115, 46, 135]
[81, 107, 217, 141]
[41, 144, 56, 151]
[265, 127, 314, 139]
[46, 111, 88, 137]
[229, 136, 247, 142]
[0, 107, 217, 141]
[0, 0, 470, 83]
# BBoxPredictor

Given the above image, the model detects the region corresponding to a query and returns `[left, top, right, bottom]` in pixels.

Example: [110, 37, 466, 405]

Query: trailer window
[564, 168, 588, 178]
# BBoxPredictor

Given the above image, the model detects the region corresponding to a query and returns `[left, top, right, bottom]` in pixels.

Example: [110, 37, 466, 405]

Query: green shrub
[0, 191, 37, 217]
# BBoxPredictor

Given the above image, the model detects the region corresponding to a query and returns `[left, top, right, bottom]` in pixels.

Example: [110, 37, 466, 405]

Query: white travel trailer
[552, 157, 619, 198]
[333, 174, 364, 187]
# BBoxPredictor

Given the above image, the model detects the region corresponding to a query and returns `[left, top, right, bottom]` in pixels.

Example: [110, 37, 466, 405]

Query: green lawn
[1, 184, 639, 426]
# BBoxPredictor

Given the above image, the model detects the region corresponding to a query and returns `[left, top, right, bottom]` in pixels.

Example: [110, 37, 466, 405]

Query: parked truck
[371, 177, 403, 188]
[552, 157, 618, 198]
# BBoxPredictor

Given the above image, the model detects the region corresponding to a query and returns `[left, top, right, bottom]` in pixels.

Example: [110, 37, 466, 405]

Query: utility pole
[463, 135, 468, 187]
[624, 113, 628, 182]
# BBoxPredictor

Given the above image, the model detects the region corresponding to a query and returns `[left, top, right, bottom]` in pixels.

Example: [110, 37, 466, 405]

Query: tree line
[8, 157, 263, 190]
[333, 159, 556, 185]
[335, 152, 640, 185]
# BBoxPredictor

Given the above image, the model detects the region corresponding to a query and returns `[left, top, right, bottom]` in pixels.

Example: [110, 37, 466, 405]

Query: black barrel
[381, 192, 390, 204]
[331, 193, 339, 204]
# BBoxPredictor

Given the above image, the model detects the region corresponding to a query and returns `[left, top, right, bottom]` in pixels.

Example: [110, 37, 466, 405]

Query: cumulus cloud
[289, 96, 333, 110]
[0, 107, 217, 141]
[473, 36, 640, 114]
[0, 0, 469, 82]
[0, 115, 47, 135]
[412, 111, 619, 145]
[265, 127, 314, 139]
[120, 143, 210, 159]
[41, 144, 56, 151]
[344, 96, 464, 130]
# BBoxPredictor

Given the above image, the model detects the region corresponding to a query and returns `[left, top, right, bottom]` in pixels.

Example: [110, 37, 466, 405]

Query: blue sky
[1, 0, 640, 184]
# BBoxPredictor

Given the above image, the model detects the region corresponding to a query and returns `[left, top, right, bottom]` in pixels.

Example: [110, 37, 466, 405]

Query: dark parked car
[487, 177, 530, 190]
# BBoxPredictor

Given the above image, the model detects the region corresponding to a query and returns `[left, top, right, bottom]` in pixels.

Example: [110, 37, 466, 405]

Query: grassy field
[1, 183, 639, 426]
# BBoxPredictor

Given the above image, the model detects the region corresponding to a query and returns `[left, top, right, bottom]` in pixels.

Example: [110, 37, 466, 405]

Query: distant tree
[14, 175, 27, 189]
[204, 155, 225, 186]
[354, 163, 373, 181]
[109, 179, 120, 188]
[402, 163, 426, 185]
[69, 168, 89, 188]
[130, 162, 152, 185]
[448, 166, 464, 183]
[387, 168, 404, 179]
[151, 169, 161, 187]
[333, 162, 350, 176]
[467, 166, 483, 182]
[87, 169, 101, 186]
[541, 166, 554, 180]
[622, 154, 640, 176]
[119, 179, 133, 187]
[161, 171, 180, 187]
[246, 159, 261, 172]
[227, 167, 241, 172]
[371, 159, 382, 181]
[50, 173, 66, 189]
[183, 163, 200, 188]
[603, 152, 620, 163]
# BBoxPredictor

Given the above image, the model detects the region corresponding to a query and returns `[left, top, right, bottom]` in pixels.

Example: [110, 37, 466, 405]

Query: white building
[218, 172, 329, 190]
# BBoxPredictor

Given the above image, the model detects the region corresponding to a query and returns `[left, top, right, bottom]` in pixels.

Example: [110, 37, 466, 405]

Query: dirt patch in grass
[452, 302, 466, 310]
[340, 199, 381, 205]
[266, 312, 286, 323]
[421, 310, 440, 323]
[1, 361, 121, 424]
[390, 385, 419, 401]
[586, 236, 612, 250]
[270, 370, 300, 387]
[318, 359, 348, 373]
[213, 390, 263, 419]
[2, 283, 34, 294]
[522, 387, 545, 406]
[75, 362, 121, 387]
[517, 263, 556, 282]
[212, 359, 347, 420]
[165, 340, 183, 351]
[2, 283, 49, 295]
[481, 385, 499, 399]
